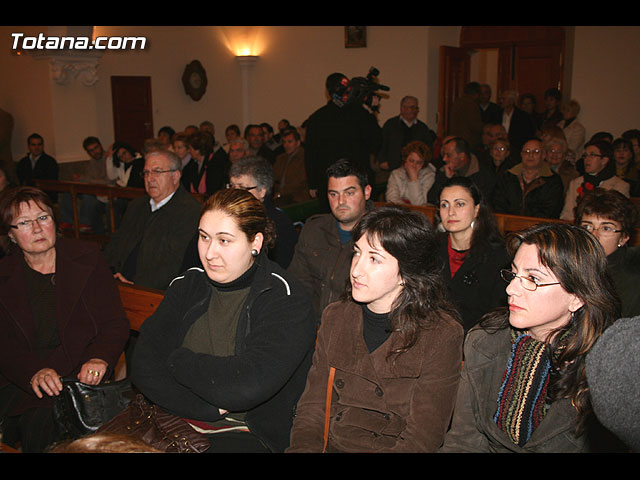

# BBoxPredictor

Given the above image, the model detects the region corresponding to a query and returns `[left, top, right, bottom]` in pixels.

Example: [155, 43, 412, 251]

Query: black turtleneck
[361, 304, 392, 353]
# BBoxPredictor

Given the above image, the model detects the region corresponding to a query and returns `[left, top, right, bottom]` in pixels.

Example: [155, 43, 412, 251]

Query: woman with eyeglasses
[131, 188, 316, 452]
[560, 139, 630, 221]
[574, 188, 640, 317]
[441, 223, 623, 452]
[287, 205, 463, 452]
[486, 137, 518, 175]
[0, 186, 129, 452]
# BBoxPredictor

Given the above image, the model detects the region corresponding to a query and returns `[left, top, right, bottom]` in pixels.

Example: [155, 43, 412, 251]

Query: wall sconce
[235, 54, 259, 127]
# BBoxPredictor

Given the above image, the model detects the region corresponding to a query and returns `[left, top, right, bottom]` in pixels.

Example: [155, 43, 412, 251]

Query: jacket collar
[0, 238, 94, 343]
[508, 162, 555, 178]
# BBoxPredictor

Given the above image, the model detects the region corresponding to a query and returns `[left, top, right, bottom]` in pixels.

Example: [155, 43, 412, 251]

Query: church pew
[375, 202, 640, 246]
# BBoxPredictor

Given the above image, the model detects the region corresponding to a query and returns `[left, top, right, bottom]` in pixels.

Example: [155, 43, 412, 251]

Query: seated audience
[574, 189, 640, 318]
[16, 133, 59, 202]
[229, 157, 298, 269]
[288, 159, 373, 323]
[492, 138, 565, 218]
[103, 150, 200, 290]
[561, 139, 630, 221]
[385, 140, 435, 206]
[222, 124, 241, 153]
[131, 189, 316, 453]
[437, 177, 510, 333]
[586, 317, 640, 453]
[287, 206, 463, 452]
[622, 128, 640, 159]
[540, 87, 563, 130]
[0, 187, 129, 452]
[272, 128, 310, 206]
[543, 137, 579, 195]
[441, 223, 622, 453]
[245, 124, 276, 164]
[475, 123, 508, 167]
[612, 137, 639, 196]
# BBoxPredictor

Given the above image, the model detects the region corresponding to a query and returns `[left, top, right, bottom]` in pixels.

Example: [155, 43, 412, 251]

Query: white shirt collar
[149, 189, 176, 212]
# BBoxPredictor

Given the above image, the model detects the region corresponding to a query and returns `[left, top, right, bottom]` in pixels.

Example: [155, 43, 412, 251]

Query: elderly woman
[612, 137, 639, 196]
[288, 206, 463, 452]
[492, 138, 565, 218]
[560, 139, 630, 221]
[385, 140, 436, 206]
[0, 187, 129, 452]
[543, 137, 579, 195]
[227, 156, 298, 268]
[574, 188, 640, 317]
[437, 176, 510, 333]
[131, 188, 316, 452]
[441, 223, 622, 452]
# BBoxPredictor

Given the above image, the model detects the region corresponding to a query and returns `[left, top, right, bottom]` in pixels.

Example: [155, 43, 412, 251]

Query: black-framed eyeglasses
[500, 269, 561, 292]
[11, 214, 53, 231]
[580, 223, 623, 236]
[226, 183, 257, 191]
[140, 169, 177, 178]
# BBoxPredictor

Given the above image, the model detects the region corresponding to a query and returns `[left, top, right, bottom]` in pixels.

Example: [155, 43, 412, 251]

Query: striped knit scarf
[494, 330, 551, 447]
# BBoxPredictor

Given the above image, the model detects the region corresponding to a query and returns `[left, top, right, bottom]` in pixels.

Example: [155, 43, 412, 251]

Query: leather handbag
[53, 377, 135, 440]
[97, 394, 210, 453]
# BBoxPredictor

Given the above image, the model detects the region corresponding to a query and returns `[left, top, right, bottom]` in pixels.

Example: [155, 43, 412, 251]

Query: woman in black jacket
[131, 188, 317, 453]
[436, 176, 510, 333]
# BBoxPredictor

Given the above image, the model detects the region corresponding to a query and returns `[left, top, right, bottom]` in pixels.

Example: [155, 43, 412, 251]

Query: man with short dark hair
[245, 124, 276, 164]
[288, 159, 372, 322]
[103, 150, 200, 290]
[16, 133, 59, 201]
[428, 136, 497, 205]
[272, 128, 309, 205]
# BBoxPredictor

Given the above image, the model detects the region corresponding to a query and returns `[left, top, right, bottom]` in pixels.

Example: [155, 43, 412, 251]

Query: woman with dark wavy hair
[288, 205, 463, 452]
[441, 223, 621, 452]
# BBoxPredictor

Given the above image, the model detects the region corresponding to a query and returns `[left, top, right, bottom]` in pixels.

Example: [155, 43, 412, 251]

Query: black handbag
[52, 377, 136, 440]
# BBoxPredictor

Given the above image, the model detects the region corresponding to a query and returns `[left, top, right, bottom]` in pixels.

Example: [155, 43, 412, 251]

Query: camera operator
[304, 72, 382, 212]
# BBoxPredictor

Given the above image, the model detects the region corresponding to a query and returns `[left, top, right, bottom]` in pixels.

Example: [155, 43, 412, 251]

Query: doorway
[111, 76, 154, 154]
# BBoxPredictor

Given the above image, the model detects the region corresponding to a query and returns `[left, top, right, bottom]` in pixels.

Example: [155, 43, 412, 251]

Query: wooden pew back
[117, 282, 164, 332]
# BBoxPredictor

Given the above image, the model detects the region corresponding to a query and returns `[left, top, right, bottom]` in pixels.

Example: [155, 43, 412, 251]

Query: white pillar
[235, 55, 259, 127]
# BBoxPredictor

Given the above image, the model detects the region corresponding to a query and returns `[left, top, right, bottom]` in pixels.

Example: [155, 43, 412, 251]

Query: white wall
[2, 25, 639, 166]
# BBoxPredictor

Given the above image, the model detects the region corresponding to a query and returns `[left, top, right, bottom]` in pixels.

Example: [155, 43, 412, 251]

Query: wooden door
[111, 76, 154, 153]
[514, 44, 563, 114]
[437, 46, 472, 138]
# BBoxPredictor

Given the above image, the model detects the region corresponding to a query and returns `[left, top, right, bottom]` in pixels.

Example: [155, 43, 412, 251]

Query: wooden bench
[34, 180, 205, 240]
[114, 282, 164, 379]
[375, 202, 640, 246]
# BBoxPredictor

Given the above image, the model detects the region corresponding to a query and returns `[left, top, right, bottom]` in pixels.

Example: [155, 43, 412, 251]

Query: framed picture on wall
[345, 27, 366, 48]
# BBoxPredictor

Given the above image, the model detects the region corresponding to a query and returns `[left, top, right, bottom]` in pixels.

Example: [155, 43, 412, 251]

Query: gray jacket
[440, 325, 589, 453]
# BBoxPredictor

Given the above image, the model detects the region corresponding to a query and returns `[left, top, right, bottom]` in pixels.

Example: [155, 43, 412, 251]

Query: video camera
[346, 67, 390, 112]
[331, 67, 390, 111]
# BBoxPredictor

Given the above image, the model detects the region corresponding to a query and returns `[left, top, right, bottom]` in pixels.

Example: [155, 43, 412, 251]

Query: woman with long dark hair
[437, 176, 510, 333]
[441, 223, 621, 452]
[287, 205, 463, 452]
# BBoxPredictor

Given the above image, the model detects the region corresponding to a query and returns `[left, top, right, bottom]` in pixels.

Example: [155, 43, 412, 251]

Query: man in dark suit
[479, 84, 502, 125]
[498, 90, 536, 157]
[376, 95, 436, 172]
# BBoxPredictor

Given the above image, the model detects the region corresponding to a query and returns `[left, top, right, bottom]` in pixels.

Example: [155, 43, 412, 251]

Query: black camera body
[339, 67, 390, 111]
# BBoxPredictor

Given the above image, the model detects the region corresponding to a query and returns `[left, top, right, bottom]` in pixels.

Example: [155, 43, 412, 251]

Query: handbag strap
[322, 366, 336, 453]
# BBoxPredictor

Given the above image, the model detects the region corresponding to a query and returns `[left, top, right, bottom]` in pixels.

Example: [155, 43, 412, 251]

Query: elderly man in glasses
[103, 150, 200, 290]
